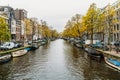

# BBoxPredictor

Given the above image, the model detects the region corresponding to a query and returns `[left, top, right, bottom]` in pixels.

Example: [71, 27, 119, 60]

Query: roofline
[0, 15, 8, 19]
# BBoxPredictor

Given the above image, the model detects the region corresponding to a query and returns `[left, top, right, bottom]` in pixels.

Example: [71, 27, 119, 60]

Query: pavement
[103, 45, 120, 57]
[96, 48, 120, 58]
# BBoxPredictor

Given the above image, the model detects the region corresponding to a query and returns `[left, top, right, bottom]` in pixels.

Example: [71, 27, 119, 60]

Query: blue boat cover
[25, 48, 31, 51]
[108, 58, 120, 67]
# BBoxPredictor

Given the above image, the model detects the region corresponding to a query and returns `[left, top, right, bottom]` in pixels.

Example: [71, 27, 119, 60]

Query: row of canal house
[112, 0, 120, 43]
[82, 0, 120, 44]
[0, 6, 41, 42]
[103, 0, 120, 44]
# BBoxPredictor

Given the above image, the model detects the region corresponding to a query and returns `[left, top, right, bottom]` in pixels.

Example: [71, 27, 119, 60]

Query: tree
[51, 29, 59, 38]
[71, 14, 83, 37]
[105, 5, 115, 44]
[40, 20, 59, 39]
[62, 14, 83, 38]
[24, 19, 32, 35]
[82, 3, 98, 43]
[0, 17, 11, 42]
[24, 19, 33, 40]
[95, 9, 106, 41]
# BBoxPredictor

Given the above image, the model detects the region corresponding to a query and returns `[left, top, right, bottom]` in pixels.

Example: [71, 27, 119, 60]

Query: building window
[117, 33, 119, 41]
[117, 17, 119, 21]
[117, 11, 119, 16]
[117, 24, 119, 30]
[114, 25, 116, 30]
[114, 34, 116, 41]
[4, 8, 8, 12]
[12, 21, 14, 25]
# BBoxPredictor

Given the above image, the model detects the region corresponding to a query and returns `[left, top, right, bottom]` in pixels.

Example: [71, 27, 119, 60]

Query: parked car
[14, 42, 22, 48]
[91, 42, 103, 48]
[0, 42, 15, 50]
[114, 41, 120, 46]
[28, 41, 32, 45]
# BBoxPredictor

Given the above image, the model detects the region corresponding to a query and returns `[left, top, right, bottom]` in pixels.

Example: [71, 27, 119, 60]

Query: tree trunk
[91, 28, 93, 44]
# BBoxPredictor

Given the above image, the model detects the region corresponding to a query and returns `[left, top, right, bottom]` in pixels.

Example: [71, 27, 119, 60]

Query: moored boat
[40, 41, 47, 46]
[25, 47, 31, 51]
[30, 42, 40, 50]
[75, 43, 83, 48]
[85, 47, 103, 61]
[104, 57, 120, 70]
[12, 49, 28, 57]
[0, 53, 12, 64]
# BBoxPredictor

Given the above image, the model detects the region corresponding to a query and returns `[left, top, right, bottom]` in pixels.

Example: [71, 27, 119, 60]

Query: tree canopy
[0, 17, 11, 42]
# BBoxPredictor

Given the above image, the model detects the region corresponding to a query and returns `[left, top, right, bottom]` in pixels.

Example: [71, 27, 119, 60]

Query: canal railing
[96, 49, 120, 61]
[0, 45, 31, 55]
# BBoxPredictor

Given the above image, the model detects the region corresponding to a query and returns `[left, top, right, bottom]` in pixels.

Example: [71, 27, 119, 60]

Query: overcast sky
[0, 0, 117, 32]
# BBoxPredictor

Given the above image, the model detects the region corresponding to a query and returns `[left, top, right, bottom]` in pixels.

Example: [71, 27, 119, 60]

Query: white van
[0, 42, 15, 50]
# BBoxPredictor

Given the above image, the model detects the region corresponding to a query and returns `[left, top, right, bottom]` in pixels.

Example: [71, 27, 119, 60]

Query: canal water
[0, 39, 120, 80]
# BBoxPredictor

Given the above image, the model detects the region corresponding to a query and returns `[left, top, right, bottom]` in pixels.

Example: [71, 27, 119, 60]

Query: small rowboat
[0, 53, 12, 64]
[105, 57, 120, 70]
[12, 49, 27, 57]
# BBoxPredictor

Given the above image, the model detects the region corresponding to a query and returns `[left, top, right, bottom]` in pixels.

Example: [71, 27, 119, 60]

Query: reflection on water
[0, 39, 120, 80]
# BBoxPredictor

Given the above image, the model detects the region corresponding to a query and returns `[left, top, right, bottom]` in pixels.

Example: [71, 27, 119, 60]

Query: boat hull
[0, 53, 12, 64]
[12, 49, 27, 57]
[25, 47, 31, 51]
[85, 47, 103, 61]
[105, 57, 120, 70]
